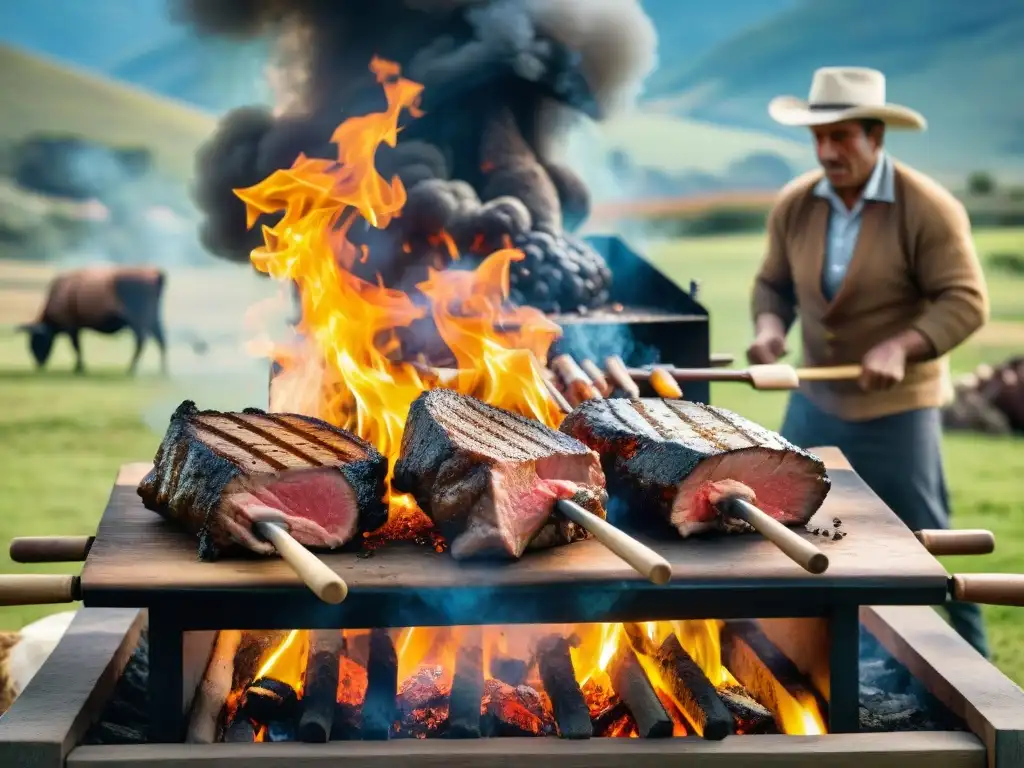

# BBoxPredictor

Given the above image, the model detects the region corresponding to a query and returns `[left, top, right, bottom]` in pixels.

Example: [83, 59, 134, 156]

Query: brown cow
[18, 265, 167, 375]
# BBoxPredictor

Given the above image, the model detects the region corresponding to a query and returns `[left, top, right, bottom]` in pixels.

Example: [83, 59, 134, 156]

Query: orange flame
[234, 57, 563, 536]
[233, 620, 826, 740]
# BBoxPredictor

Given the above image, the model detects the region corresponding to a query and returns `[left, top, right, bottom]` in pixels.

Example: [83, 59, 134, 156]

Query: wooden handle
[605, 356, 640, 398]
[710, 353, 735, 368]
[556, 499, 672, 585]
[716, 498, 829, 575]
[252, 521, 348, 604]
[916, 529, 995, 557]
[950, 574, 1024, 606]
[0, 574, 80, 606]
[745, 364, 801, 390]
[794, 364, 863, 382]
[10, 535, 94, 563]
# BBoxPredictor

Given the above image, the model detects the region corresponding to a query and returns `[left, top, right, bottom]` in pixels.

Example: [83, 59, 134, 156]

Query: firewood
[331, 702, 363, 740]
[717, 685, 777, 734]
[362, 628, 398, 740]
[536, 634, 592, 739]
[242, 677, 299, 726]
[490, 654, 529, 686]
[186, 629, 242, 744]
[223, 717, 255, 743]
[267, 719, 297, 742]
[608, 643, 672, 738]
[721, 620, 819, 732]
[298, 630, 346, 743]
[591, 699, 629, 736]
[446, 628, 484, 738]
[654, 634, 734, 741]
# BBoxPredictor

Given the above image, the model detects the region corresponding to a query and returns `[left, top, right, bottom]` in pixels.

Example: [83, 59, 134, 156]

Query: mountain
[0, 0, 269, 112]
[642, 0, 1024, 181]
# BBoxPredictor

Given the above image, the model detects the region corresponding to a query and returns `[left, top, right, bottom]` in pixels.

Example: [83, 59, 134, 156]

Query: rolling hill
[643, 0, 1024, 181]
[0, 44, 216, 183]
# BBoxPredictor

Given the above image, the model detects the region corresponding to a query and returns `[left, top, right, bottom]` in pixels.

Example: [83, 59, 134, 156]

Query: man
[747, 66, 991, 656]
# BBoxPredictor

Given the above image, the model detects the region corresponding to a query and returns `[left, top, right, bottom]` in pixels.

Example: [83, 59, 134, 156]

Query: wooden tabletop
[78, 447, 951, 629]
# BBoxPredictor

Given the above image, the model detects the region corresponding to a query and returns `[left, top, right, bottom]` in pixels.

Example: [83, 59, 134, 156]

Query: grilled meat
[138, 400, 388, 560]
[560, 398, 830, 537]
[393, 389, 607, 559]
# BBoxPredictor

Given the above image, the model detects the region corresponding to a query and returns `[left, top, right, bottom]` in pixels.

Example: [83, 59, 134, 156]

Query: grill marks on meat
[560, 399, 830, 537]
[138, 400, 388, 560]
[393, 389, 607, 559]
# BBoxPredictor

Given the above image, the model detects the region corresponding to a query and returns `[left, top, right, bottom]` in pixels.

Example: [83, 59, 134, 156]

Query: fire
[229, 620, 827, 741]
[235, 57, 563, 538]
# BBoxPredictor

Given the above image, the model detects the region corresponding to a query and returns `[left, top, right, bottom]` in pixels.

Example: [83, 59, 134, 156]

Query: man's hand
[747, 314, 788, 364]
[859, 339, 907, 391]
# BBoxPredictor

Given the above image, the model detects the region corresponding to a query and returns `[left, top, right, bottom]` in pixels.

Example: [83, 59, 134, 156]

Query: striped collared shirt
[814, 152, 896, 300]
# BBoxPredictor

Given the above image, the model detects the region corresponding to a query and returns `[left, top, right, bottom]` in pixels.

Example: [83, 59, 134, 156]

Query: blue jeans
[780, 392, 990, 658]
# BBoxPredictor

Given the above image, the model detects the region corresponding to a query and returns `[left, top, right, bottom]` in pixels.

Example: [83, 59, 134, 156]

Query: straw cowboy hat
[768, 66, 927, 130]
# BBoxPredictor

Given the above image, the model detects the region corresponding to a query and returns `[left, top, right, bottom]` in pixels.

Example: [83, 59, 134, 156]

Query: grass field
[0, 228, 1022, 686]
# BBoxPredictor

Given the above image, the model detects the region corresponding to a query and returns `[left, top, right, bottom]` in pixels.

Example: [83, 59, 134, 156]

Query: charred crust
[338, 459, 389, 535]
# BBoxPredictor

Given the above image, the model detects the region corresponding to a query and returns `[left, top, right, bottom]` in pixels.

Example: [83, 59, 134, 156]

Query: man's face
[811, 120, 881, 190]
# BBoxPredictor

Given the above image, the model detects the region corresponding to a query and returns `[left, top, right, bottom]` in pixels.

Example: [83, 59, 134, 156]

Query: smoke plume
[172, 0, 657, 313]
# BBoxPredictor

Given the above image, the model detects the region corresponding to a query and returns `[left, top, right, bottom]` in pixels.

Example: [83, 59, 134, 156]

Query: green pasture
[0, 228, 1022, 685]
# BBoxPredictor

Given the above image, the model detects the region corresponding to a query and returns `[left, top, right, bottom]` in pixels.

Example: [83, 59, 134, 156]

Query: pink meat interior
[670, 448, 824, 538]
[220, 467, 360, 554]
[448, 453, 605, 560]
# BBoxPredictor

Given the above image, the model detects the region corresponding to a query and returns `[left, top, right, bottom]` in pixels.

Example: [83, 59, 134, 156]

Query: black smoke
[171, 0, 656, 311]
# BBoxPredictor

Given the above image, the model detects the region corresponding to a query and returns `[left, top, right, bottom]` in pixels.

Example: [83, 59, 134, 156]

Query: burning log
[721, 620, 822, 734]
[298, 630, 346, 743]
[242, 677, 299, 725]
[650, 634, 735, 741]
[544, 379, 573, 414]
[186, 629, 242, 744]
[608, 643, 673, 738]
[481, 679, 553, 737]
[718, 685, 778, 735]
[362, 628, 398, 740]
[223, 717, 256, 743]
[591, 699, 630, 736]
[396, 665, 450, 738]
[536, 634, 593, 739]
[446, 628, 484, 738]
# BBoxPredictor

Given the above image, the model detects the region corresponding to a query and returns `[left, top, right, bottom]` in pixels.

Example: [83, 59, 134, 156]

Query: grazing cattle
[18, 265, 167, 375]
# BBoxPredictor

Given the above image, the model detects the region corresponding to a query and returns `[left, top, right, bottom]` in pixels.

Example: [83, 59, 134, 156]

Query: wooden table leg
[828, 605, 860, 733]
[147, 609, 185, 743]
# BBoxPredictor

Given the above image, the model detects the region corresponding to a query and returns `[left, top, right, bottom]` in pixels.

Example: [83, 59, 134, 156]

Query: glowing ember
[235, 56, 563, 540]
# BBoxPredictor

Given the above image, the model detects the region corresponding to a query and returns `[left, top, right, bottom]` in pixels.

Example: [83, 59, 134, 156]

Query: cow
[18, 265, 167, 375]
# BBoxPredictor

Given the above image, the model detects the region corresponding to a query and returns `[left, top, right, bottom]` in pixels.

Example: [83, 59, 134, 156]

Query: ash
[858, 625, 964, 733]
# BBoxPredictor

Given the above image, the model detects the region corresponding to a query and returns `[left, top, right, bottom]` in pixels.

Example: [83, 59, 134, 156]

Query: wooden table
[77, 447, 950, 743]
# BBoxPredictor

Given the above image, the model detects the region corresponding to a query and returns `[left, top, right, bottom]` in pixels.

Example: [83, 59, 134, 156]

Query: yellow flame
[235, 56, 564, 537]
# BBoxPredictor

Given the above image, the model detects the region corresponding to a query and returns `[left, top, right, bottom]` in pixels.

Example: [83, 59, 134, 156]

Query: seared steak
[393, 389, 607, 559]
[560, 398, 830, 537]
[138, 400, 388, 560]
